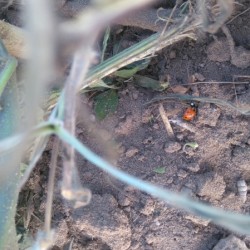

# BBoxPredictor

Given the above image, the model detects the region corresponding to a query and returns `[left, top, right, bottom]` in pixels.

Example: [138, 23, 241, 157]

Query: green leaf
[153, 167, 166, 174]
[101, 26, 110, 62]
[183, 142, 199, 153]
[183, 142, 199, 149]
[128, 58, 151, 71]
[114, 59, 151, 78]
[114, 67, 138, 78]
[94, 90, 119, 120]
[88, 79, 118, 90]
[134, 75, 169, 91]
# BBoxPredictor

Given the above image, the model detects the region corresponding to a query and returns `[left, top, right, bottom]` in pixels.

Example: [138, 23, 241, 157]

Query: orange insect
[182, 102, 197, 121]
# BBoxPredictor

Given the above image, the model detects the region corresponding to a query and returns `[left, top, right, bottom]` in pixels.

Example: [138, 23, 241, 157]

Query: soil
[15, 1, 250, 250]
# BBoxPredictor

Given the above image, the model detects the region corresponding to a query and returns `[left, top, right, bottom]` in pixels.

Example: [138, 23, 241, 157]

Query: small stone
[186, 163, 200, 172]
[125, 147, 139, 158]
[124, 206, 131, 213]
[171, 85, 189, 94]
[118, 194, 131, 207]
[166, 177, 173, 184]
[153, 123, 159, 130]
[177, 170, 188, 179]
[193, 73, 205, 82]
[138, 155, 146, 162]
[213, 235, 248, 250]
[164, 142, 181, 153]
[121, 89, 129, 95]
[176, 133, 184, 141]
[76, 127, 83, 135]
[169, 50, 176, 59]
[142, 109, 153, 124]
[154, 219, 161, 226]
[132, 91, 139, 100]
[140, 199, 155, 216]
[124, 185, 136, 193]
[117, 144, 126, 154]
[145, 233, 154, 245]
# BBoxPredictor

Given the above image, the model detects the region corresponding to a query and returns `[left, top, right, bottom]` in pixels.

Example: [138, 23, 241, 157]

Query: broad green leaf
[114, 67, 138, 78]
[134, 75, 169, 91]
[94, 90, 118, 120]
[154, 167, 166, 174]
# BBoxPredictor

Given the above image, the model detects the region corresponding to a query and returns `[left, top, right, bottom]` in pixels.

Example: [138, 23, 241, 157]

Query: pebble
[142, 109, 153, 124]
[145, 233, 154, 245]
[125, 147, 139, 158]
[186, 163, 200, 172]
[117, 144, 126, 154]
[177, 170, 188, 179]
[132, 91, 139, 100]
[166, 177, 173, 184]
[164, 142, 181, 153]
[154, 219, 161, 226]
[118, 194, 131, 207]
[169, 50, 176, 59]
[176, 133, 184, 141]
[213, 235, 248, 250]
[140, 198, 155, 216]
[153, 123, 159, 130]
[138, 155, 146, 162]
[193, 73, 205, 81]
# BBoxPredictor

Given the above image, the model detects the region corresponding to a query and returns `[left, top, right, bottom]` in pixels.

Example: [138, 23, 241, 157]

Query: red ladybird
[183, 102, 197, 121]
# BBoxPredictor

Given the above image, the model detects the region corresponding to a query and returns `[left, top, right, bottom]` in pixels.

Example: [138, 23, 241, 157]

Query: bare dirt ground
[14, 1, 250, 250]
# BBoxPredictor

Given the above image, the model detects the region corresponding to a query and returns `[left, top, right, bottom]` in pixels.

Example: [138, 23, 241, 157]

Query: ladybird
[183, 102, 197, 121]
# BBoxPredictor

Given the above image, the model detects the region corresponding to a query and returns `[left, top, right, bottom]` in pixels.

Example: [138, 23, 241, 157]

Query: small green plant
[154, 167, 166, 174]
[94, 89, 119, 120]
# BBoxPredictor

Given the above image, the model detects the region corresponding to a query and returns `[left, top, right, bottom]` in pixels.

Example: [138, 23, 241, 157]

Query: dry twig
[159, 103, 175, 139]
